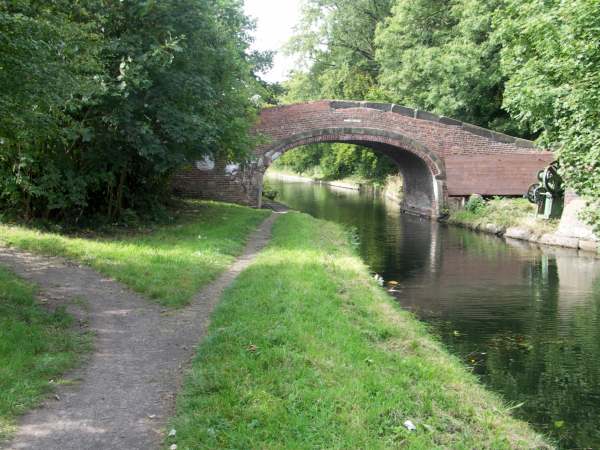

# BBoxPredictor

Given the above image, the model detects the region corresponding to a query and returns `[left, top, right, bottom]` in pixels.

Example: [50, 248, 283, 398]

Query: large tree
[285, 0, 393, 101]
[495, 0, 600, 229]
[0, 0, 265, 222]
[375, 0, 523, 134]
[277, 0, 397, 183]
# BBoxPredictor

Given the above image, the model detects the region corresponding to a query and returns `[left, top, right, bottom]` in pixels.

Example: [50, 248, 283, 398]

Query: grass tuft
[0, 268, 88, 441]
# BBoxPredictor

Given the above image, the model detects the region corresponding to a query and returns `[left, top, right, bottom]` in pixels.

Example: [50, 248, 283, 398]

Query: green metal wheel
[543, 165, 563, 195]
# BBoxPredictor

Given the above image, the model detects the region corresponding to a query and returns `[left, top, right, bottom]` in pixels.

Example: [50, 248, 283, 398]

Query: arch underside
[261, 128, 446, 218]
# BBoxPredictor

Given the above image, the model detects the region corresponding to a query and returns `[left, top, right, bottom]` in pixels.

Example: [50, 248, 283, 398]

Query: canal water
[267, 176, 600, 449]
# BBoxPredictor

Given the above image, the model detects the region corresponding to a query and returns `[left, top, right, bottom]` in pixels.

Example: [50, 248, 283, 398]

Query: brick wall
[172, 100, 555, 217]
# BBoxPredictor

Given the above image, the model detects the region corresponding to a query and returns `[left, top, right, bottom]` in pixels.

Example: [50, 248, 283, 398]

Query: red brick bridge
[173, 100, 555, 217]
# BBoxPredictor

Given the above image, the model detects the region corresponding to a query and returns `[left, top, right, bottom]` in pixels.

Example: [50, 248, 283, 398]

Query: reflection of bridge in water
[174, 100, 555, 218]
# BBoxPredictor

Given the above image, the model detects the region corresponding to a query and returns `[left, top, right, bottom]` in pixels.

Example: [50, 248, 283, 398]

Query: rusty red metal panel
[445, 153, 555, 196]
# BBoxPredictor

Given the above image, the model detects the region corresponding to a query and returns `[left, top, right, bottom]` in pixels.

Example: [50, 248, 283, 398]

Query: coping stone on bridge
[328, 100, 536, 148]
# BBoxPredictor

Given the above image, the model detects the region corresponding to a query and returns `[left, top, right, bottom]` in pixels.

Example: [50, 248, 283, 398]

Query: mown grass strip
[168, 212, 551, 449]
[0, 267, 88, 441]
[0, 201, 269, 308]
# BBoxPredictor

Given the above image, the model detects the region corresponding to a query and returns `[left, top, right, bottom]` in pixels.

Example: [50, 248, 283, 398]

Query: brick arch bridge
[173, 100, 554, 217]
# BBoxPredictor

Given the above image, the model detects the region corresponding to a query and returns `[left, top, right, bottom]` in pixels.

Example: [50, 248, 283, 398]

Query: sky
[243, 0, 303, 83]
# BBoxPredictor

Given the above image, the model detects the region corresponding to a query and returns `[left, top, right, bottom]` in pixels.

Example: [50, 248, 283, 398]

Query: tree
[279, 0, 397, 183]
[496, 0, 600, 230]
[375, 0, 523, 134]
[285, 0, 393, 101]
[0, 0, 265, 222]
[0, 1, 103, 219]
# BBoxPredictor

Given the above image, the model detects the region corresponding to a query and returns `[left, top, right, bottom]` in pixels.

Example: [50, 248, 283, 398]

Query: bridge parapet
[327, 100, 536, 149]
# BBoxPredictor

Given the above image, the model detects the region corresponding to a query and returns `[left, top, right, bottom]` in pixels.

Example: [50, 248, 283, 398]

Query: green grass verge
[0, 201, 269, 308]
[448, 197, 558, 235]
[0, 267, 88, 441]
[167, 212, 551, 449]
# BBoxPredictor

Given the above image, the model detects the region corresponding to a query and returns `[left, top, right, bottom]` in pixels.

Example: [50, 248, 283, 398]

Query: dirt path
[1, 213, 280, 450]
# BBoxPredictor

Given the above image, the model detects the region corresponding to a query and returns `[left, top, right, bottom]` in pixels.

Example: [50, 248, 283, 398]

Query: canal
[267, 175, 600, 449]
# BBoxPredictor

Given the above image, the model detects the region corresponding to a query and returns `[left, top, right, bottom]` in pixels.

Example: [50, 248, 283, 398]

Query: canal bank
[267, 177, 600, 449]
[168, 210, 550, 449]
[445, 195, 599, 256]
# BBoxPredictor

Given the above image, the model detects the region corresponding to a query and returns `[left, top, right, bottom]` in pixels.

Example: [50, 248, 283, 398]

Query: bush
[273, 143, 397, 183]
[465, 194, 486, 213]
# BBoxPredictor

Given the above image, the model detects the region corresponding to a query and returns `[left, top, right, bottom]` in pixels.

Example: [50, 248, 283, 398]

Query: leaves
[0, 0, 265, 222]
[496, 0, 600, 231]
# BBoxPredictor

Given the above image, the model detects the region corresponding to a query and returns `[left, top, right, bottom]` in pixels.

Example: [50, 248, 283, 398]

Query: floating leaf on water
[554, 420, 565, 428]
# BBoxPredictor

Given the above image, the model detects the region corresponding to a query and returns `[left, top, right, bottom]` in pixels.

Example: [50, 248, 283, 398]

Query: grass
[167, 212, 551, 449]
[448, 197, 559, 236]
[0, 267, 88, 441]
[0, 201, 269, 308]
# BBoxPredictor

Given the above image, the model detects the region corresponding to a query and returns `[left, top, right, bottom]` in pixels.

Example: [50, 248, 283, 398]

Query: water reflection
[269, 176, 600, 449]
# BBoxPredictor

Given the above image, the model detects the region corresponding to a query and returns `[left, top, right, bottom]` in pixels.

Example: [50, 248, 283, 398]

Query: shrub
[465, 194, 486, 213]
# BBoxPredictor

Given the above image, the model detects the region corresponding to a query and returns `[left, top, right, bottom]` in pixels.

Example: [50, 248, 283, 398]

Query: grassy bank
[0, 268, 88, 441]
[167, 212, 550, 449]
[448, 197, 558, 236]
[0, 201, 269, 308]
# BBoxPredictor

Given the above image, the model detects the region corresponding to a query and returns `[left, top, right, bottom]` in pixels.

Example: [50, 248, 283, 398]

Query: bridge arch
[259, 127, 447, 217]
[172, 100, 554, 219]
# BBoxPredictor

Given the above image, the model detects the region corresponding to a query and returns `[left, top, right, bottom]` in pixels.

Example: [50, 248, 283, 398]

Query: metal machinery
[526, 160, 564, 219]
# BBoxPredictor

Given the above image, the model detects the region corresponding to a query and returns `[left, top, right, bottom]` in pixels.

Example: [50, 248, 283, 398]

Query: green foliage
[0, 267, 87, 440]
[376, 0, 524, 134]
[495, 0, 600, 231]
[0, 0, 265, 222]
[449, 197, 558, 235]
[278, 0, 397, 182]
[261, 179, 278, 201]
[465, 194, 486, 213]
[274, 143, 397, 183]
[284, 0, 392, 102]
[274, 143, 324, 174]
